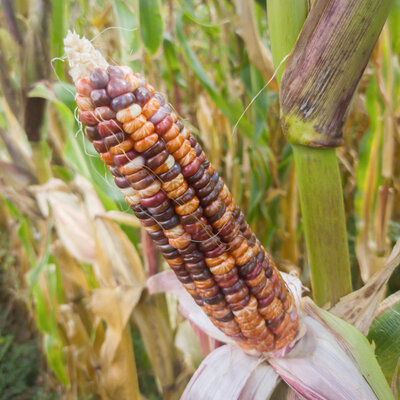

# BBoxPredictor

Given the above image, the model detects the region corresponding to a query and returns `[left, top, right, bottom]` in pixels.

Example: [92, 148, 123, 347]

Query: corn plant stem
[293, 145, 352, 306]
[266, 0, 308, 85]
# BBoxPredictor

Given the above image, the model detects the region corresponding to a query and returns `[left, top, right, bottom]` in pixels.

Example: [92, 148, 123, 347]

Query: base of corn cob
[64, 31, 298, 355]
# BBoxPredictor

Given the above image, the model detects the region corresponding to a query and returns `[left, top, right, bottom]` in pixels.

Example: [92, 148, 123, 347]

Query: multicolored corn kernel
[72, 62, 298, 354]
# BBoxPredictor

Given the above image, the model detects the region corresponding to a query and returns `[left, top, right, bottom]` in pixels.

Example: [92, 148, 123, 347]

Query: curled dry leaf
[59, 304, 99, 395]
[96, 210, 141, 228]
[94, 217, 146, 287]
[376, 291, 400, 317]
[233, 0, 278, 91]
[91, 287, 141, 400]
[331, 237, 400, 334]
[132, 302, 184, 394]
[32, 178, 96, 264]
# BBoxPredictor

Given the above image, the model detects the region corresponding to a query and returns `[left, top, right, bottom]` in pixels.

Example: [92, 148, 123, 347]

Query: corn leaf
[139, 0, 164, 55]
[113, 0, 140, 70]
[368, 297, 400, 385]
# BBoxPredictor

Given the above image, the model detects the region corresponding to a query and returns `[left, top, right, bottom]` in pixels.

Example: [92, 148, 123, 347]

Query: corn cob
[65, 32, 298, 355]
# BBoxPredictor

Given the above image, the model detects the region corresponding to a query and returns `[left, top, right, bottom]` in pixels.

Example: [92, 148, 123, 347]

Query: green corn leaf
[50, 0, 67, 79]
[139, 0, 164, 55]
[368, 298, 400, 385]
[44, 335, 69, 386]
[113, 0, 141, 70]
[175, 13, 253, 135]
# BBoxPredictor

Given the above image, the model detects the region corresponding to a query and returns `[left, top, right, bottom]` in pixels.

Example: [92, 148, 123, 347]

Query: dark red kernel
[207, 203, 226, 223]
[174, 187, 196, 206]
[182, 157, 202, 178]
[98, 119, 123, 137]
[197, 179, 216, 198]
[113, 150, 137, 166]
[182, 250, 204, 263]
[192, 170, 210, 190]
[148, 104, 171, 125]
[114, 176, 130, 188]
[179, 206, 204, 225]
[222, 280, 246, 295]
[126, 169, 149, 183]
[228, 295, 250, 311]
[186, 164, 205, 184]
[158, 162, 181, 182]
[204, 292, 224, 305]
[191, 269, 212, 281]
[152, 207, 175, 222]
[257, 292, 275, 308]
[267, 311, 285, 330]
[104, 131, 126, 149]
[131, 175, 156, 190]
[147, 199, 170, 214]
[146, 149, 169, 170]
[185, 261, 207, 274]
[78, 110, 97, 126]
[85, 126, 101, 141]
[92, 139, 106, 153]
[141, 139, 166, 159]
[155, 115, 173, 135]
[179, 242, 197, 255]
[140, 191, 167, 208]
[95, 106, 115, 121]
[204, 244, 226, 258]
[108, 165, 122, 177]
[159, 214, 180, 230]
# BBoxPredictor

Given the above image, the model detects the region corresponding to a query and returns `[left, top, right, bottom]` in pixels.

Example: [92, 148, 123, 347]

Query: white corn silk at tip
[64, 31, 109, 83]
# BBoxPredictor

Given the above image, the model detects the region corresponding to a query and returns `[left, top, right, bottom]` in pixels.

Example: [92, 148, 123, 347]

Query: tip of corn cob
[64, 31, 109, 83]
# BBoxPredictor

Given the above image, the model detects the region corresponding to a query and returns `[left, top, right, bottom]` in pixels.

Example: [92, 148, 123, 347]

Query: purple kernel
[107, 78, 131, 98]
[111, 92, 136, 111]
[107, 65, 125, 80]
[89, 68, 109, 89]
[91, 89, 110, 107]
[134, 87, 151, 106]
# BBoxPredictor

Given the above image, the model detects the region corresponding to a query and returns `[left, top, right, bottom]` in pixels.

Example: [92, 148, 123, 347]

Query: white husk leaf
[269, 316, 377, 400]
[182, 344, 279, 400]
[239, 361, 280, 400]
[64, 30, 109, 83]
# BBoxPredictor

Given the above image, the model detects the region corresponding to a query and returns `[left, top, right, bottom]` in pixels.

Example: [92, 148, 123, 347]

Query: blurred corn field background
[0, 0, 400, 399]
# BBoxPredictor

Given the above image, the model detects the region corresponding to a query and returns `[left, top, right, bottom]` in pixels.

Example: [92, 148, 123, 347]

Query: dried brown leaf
[91, 287, 141, 400]
[33, 179, 96, 263]
[233, 0, 278, 91]
[132, 302, 179, 391]
[94, 218, 145, 287]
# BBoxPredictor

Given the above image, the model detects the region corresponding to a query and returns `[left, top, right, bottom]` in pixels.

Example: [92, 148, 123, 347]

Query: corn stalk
[269, 0, 393, 306]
